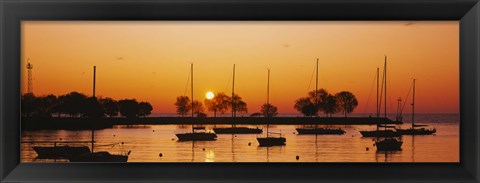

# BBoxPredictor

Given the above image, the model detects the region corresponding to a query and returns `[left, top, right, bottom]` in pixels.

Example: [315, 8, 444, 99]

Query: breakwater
[22, 117, 402, 130]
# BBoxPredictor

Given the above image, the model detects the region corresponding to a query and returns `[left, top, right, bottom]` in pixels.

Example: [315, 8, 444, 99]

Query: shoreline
[22, 117, 401, 131]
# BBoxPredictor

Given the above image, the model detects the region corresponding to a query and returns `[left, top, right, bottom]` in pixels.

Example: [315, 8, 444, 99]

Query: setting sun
[206, 91, 215, 100]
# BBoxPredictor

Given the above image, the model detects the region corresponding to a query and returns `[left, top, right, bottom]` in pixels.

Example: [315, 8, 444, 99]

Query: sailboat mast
[376, 67, 379, 118]
[384, 56, 387, 131]
[232, 64, 236, 128]
[92, 66, 96, 153]
[315, 58, 319, 117]
[412, 79, 416, 129]
[191, 63, 194, 133]
[384, 56, 387, 118]
[267, 69, 270, 136]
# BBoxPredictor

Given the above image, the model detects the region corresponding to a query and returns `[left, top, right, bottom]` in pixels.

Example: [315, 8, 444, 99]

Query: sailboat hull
[257, 137, 286, 147]
[375, 139, 403, 151]
[396, 128, 436, 135]
[213, 127, 263, 134]
[360, 130, 401, 137]
[33, 146, 91, 159]
[176, 132, 217, 141]
[296, 128, 345, 135]
[68, 151, 128, 162]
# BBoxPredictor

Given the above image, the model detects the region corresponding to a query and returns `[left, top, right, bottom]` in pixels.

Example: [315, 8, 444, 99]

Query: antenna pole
[26, 59, 34, 94]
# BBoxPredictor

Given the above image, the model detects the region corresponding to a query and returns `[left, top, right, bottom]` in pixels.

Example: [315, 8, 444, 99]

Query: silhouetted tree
[323, 94, 339, 117]
[99, 97, 119, 117]
[294, 97, 317, 117]
[82, 97, 104, 118]
[204, 92, 230, 117]
[58, 92, 87, 117]
[138, 102, 153, 117]
[190, 100, 204, 116]
[118, 99, 139, 119]
[37, 94, 59, 117]
[174, 96, 190, 117]
[335, 91, 358, 117]
[231, 94, 248, 114]
[308, 89, 329, 116]
[21, 93, 36, 117]
[261, 103, 278, 117]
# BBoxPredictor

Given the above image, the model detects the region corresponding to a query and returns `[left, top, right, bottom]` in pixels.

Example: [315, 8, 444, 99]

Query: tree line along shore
[21, 88, 375, 130]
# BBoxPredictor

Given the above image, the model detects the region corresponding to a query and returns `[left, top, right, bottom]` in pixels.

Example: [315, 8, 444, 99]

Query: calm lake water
[21, 114, 459, 162]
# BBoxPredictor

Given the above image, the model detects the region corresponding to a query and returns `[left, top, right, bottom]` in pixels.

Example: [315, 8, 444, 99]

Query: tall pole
[412, 79, 416, 129]
[384, 56, 387, 131]
[232, 64, 236, 128]
[191, 63, 194, 133]
[266, 69, 270, 136]
[376, 67, 379, 118]
[384, 56, 387, 118]
[92, 66, 96, 153]
[26, 60, 33, 94]
[315, 58, 319, 117]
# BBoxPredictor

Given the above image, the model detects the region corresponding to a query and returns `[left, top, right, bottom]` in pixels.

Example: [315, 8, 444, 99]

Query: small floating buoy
[121, 142, 124, 145]
[153, 130, 155, 132]
[296, 155, 300, 160]
[248, 142, 251, 146]
[351, 135, 354, 137]
[172, 138, 175, 141]
[293, 132, 296, 134]
[235, 135, 237, 137]
[373, 144, 376, 146]
[159, 153, 163, 157]
[202, 148, 205, 151]
[113, 134, 116, 137]
[366, 147, 369, 151]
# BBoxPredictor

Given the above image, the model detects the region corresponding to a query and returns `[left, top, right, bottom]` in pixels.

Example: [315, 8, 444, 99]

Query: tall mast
[412, 79, 416, 129]
[383, 56, 387, 131]
[376, 67, 379, 118]
[384, 56, 387, 118]
[191, 63, 194, 133]
[266, 69, 270, 136]
[232, 64, 236, 128]
[92, 66, 96, 153]
[315, 58, 319, 117]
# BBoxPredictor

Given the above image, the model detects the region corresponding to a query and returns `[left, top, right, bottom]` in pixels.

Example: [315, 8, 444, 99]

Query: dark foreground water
[21, 114, 459, 162]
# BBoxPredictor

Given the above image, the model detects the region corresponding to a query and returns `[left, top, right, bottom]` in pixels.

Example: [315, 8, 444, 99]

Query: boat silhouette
[360, 63, 401, 138]
[296, 59, 346, 135]
[374, 56, 403, 151]
[176, 63, 217, 141]
[67, 66, 129, 162]
[257, 69, 286, 147]
[213, 64, 262, 134]
[396, 79, 436, 135]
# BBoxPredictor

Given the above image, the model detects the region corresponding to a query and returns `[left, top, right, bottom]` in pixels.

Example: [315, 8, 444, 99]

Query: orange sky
[21, 21, 459, 114]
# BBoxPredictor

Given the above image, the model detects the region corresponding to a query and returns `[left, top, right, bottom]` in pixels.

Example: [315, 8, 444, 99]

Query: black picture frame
[1, 0, 478, 182]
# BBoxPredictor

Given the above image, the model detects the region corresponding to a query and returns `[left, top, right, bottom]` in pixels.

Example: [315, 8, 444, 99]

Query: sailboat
[32, 141, 91, 159]
[256, 69, 286, 147]
[296, 59, 345, 135]
[360, 66, 401, 138]
[213, 64, 263, 134]
[375, 56, 403, 151]
[176, 63, 217, 141]
[396, 79, 436, 135]
[68, 66, 130, 162]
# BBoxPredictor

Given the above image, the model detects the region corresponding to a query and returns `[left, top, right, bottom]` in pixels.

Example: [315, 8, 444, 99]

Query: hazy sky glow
[21, 21, 459, 114]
